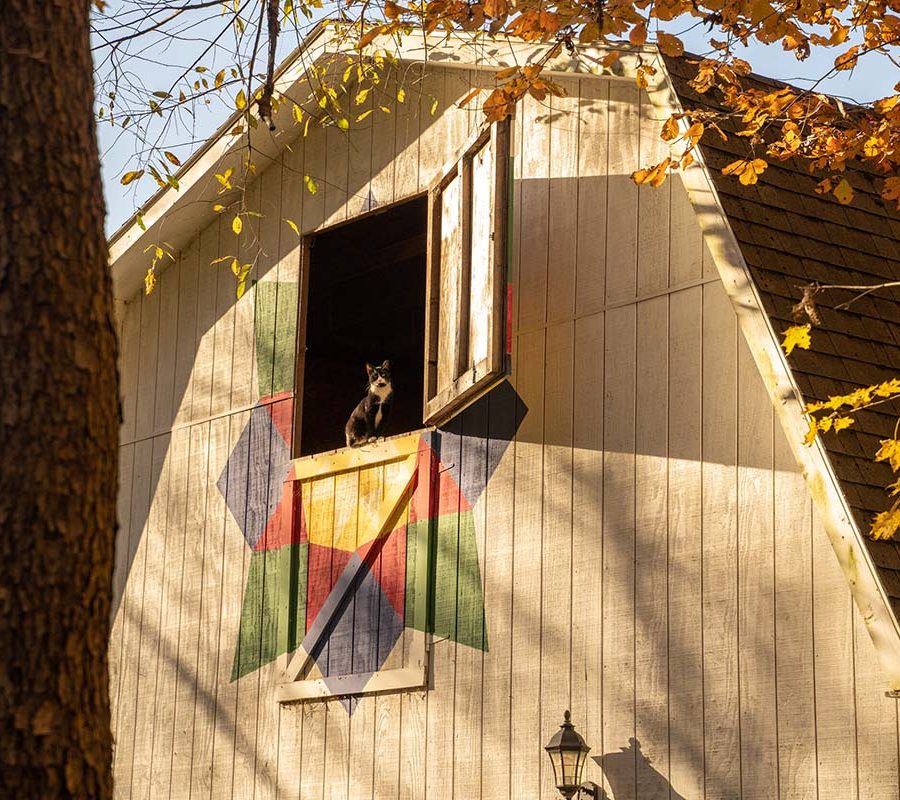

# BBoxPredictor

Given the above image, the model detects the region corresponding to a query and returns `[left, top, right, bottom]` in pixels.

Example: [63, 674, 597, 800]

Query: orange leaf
[656, 32, 684, 57]
[483, 0, 508, 18]
[834, 46, 859, 71]
[629, 23, 647, 46]
[632, 158, 671, 188]
[661, 116, 679, 141]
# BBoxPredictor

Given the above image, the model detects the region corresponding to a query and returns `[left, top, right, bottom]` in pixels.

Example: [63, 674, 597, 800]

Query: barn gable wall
[111, 65, 900, 799]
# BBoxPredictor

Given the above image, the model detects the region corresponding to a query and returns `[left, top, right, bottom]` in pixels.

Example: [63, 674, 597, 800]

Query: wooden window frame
[423, 118, 511, 426]
[290, 194, 429, 460]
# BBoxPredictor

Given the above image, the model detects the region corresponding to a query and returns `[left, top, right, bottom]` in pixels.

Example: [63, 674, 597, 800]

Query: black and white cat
[344, 360, 393, 448]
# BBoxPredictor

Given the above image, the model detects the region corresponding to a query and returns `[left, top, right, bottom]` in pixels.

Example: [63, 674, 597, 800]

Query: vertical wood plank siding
[112, 69, 900, 799]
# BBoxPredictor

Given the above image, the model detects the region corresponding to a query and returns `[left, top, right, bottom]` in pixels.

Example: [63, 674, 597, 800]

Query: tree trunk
[0, 1, 117, 797]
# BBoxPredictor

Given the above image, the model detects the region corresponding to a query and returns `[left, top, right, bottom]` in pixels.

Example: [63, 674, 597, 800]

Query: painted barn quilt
[217, 286, 522, 711]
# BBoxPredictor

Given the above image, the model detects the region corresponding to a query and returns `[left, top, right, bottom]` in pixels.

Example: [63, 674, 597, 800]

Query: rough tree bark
[0, 1, 118, 797]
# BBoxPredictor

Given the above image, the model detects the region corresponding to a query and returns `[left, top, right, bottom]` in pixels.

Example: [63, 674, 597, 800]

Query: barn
[108, 24, 900, 799]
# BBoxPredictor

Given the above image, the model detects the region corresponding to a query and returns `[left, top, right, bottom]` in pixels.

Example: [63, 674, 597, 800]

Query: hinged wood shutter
[277, 434, 432, 703]
[423, 118, 511, 425]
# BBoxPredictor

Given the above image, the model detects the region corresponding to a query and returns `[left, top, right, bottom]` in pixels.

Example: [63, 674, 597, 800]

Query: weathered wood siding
[112, 66, 900, 799]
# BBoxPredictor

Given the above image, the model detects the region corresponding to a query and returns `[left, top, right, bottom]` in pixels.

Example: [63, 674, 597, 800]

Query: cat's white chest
[370, 384, 391, 431]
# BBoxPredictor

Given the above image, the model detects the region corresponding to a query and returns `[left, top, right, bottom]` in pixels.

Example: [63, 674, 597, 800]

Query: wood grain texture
[168, 422, 211, 793]
[540, 321, 575, 798]
[547, 79, 579, 324]
[604, 84, 639, 304]
[666, 287, 703, 799]
[773, 425, 817, 800]
[701, 283, 741, 800]
[509, 329, 545, 799]
[633, 295, 669, 795]
[516, 94, 550, 331]
[736, 337, 778, 800]
[571, 312, 604, 785]
[811, 502, 857, 798]
[601, 304, 636, 800]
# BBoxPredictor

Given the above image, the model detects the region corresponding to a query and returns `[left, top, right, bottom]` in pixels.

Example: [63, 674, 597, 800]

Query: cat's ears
[381, 359, 390, 370]
[365, 360, 390, 374]
[365, 363, 375, 375]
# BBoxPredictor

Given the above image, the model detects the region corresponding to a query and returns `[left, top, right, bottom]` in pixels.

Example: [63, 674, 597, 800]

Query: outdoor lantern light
[544, 710, 597, 799]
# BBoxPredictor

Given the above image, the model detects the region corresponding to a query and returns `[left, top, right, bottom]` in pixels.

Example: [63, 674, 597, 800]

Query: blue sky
[95, 18, 898, 235]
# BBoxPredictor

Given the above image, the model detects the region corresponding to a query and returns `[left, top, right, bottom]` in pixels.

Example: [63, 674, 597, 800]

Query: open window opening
[298, 196, 428, 457]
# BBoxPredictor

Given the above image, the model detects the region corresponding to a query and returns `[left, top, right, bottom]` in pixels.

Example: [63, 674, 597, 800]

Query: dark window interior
[299, 196, 427, 456]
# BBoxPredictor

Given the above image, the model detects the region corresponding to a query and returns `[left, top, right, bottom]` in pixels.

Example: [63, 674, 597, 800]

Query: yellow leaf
[121, 170, 144, 185]
[803, 418, 818, 446]
[876, 439, 900, 472]
[336, 118, 349, 130]
[215, 168, 233, 189]
[304, 174, 318, 194]
[872, 506, 900, 540]
[292, 103, 303, 123]
[236, 89, 247, 110]
[144, 267, 157, 295]
[356, 109, 373, 122]
[285, 218, 301, 236]
[164, 151, 181, 167]
[832, 416, 855, 433]
[833, 178, 853, 205]
[355, 87, 370, 106]
[740, 158, 767, 185]
[213, 203, 225, 213]
[781, 324, 811, 356]
[232, 215, 243, 235]
[397, 88, 406, 104]
[231, 258, 240, 276]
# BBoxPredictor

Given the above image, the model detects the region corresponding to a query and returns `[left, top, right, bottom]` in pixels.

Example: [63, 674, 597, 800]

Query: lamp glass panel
[548, 749, 563, 787]
[560, 748, 584, 787]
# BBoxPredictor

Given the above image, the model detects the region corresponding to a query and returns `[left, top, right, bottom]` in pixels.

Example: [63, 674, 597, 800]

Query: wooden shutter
[423, 118, 511, 425]
[277, 434, 432, 703]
